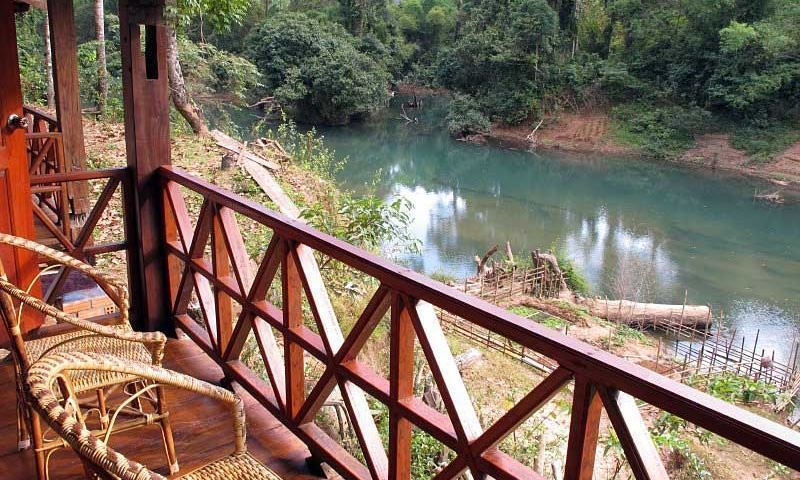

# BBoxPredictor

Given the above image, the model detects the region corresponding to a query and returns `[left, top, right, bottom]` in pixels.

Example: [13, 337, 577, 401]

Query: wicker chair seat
[27, 351, 284, 480]
[181, 452, 282, 480]
[25, 326, 151, 393]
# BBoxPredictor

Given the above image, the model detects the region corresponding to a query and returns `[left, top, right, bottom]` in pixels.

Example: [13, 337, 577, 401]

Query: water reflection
[317, 99, 800, 361]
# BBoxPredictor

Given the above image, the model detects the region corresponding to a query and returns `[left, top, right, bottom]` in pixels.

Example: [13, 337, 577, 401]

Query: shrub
[611, 103, 713, 159]
[179, 39, 262, 104]
[552, 246, 590, 295]
[301, 194, 420, 257]
[445, 94, 491, 138]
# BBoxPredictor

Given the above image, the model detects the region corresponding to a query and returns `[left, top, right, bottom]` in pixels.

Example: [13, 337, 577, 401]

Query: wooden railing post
[284, 241, 305, 419]
[46, 0, 90, 232]
[0, 1, 43, 340]
[389, 292, 415, 480]
[211, 205, 233, 354]
[118, 0, 173, 333]
[564, 377, 603, 480]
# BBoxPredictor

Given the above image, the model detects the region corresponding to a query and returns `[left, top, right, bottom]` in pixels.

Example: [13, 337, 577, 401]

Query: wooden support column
[564, 377, 603, 480]
[46, 0, 90, 225]
[119, 0, 172, 333]
[389, 292, 415, 480]
[283, 241, 305, 419]
[0, 0, 42, 339]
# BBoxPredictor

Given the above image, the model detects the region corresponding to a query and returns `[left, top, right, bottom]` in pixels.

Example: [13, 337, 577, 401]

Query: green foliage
[179, 39, 262, 103]
[509, 305, 568, 330]
[551, 245, 590, 295]
[244, 13, 390, 125]
[611, 324, 650, 347]
[266, 116, 344, 179]
[434, 0, 559, 124]
[370, 400, 453, 479]
[445, 94, 490, 137]
[429, 270, 456, 284]
[611, 103, 713, 159]
[302, 194, 420, 257]
[602, 0, 800, 122]
[169, 0, 253, 30]
[651, 412, 713, 479]
[76, 15, 124, 120]
[687, 372, 778, 405]
[15, 10, 48, 105]
[729, 120, 800, 163]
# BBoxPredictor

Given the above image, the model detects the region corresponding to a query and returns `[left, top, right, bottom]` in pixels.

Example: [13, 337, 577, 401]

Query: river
[228, 97, 800, 362]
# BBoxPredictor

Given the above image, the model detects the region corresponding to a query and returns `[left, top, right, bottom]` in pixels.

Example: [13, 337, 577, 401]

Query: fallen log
[754, 190, 784, 205]
[581, 298, 712, 329]
[211, 129, 280, 170]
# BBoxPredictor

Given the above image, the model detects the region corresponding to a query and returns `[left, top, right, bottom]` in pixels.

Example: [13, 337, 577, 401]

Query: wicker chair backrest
[0, 233, 132, 371]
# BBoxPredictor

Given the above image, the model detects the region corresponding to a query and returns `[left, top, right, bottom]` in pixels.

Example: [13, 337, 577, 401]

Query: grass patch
[429, 270, 458, 285]
[610, 102, 712, 159]
[606, 323, 651, 348]
[509, 305, 568, 330]
[729, 120, 800, 163]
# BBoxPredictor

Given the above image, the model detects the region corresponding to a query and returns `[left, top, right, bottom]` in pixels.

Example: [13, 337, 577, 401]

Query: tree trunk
[165, 25, 209, 135]
[94, 0, 108, 114]
[43, 13, 55, 107]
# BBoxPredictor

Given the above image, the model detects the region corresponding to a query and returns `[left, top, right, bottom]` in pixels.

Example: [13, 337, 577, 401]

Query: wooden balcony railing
[23, 105, 75, 247]
[158, 165, 800, 480]
[28, 167, 134, 304]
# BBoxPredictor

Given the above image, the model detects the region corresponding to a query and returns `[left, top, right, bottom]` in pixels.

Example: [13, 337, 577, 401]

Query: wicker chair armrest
[0, 278, 166, 364]
[0, 233, 130, 325]
[27, 352, 246, 480]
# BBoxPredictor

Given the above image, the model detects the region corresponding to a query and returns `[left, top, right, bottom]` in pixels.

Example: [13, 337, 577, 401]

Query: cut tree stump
[211, 129, 280, 170]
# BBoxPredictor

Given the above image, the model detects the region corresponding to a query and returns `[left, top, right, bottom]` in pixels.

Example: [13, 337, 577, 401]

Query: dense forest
[16, 0, 800, 158]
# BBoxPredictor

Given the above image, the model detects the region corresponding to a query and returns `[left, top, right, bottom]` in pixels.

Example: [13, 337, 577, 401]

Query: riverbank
[482, 111, 800, 194]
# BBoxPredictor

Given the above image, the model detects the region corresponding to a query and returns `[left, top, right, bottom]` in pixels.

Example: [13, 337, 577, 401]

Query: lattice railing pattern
[28, 168, 132, 304]
[160, 166, 800, 480]
[24, 105, 73, 246]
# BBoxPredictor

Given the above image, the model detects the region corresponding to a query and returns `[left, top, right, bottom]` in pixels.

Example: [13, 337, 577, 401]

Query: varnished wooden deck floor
[0, 336, 325, 479]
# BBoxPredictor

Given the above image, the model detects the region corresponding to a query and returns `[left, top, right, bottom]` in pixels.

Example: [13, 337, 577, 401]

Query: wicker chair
[0, 233, 178, 479]
[27, 351, 283, 479]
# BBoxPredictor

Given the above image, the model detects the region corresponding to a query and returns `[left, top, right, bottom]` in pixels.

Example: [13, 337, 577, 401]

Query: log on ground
[582, 298, 712, 329]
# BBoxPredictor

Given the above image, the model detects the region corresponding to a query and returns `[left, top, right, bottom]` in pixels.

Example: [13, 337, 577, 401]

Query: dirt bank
[483, 112, 800, 193]
[489, 113, 634, 156]
[680, 133, 800, 192]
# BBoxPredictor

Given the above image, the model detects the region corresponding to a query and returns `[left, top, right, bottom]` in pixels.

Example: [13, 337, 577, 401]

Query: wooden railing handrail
[23, 104, 59, 129]
[26, 167, 133, 305]
[29, 167, 130, 185]
[158, 165, 800, 476]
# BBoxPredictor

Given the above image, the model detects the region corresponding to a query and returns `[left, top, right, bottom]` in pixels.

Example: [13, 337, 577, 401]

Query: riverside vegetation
[17, 0, 800, 163]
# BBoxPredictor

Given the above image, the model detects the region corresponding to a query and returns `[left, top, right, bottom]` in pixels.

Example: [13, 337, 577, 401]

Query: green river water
[230, 97, 800, 362]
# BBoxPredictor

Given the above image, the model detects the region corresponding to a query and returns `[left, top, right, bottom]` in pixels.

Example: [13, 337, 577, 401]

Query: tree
[245, 13, 389, 125]
[44, 13, 55, 107]
[446, 94, 490, 137]
[165, 27, 209, 135]
[435, 0, 559, 125]
[94, 0, 108, 114]
[166, 0, 252, 135]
